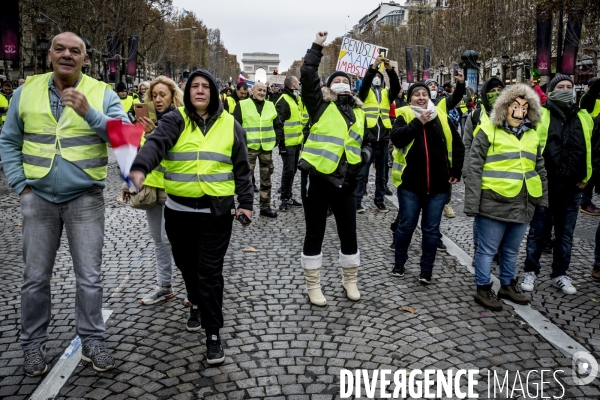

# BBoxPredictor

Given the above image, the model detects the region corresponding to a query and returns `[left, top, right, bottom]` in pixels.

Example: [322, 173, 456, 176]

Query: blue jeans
[394, 188, 447, 272]
[355, 141, 388, 205]
[20, 190, 106, 350]
[145, 202, 173, 286]
[474, 216, 528, 286]
[525, 186, 582, 277]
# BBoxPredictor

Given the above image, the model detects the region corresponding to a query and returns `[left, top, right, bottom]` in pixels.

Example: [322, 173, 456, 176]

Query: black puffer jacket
[391, 107, 465, 196]
[299, 42, 371, 189]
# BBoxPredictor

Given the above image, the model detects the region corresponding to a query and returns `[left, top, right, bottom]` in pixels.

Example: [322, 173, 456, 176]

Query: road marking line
[385, 193, 592, 360]
[30, 309, 113, 400]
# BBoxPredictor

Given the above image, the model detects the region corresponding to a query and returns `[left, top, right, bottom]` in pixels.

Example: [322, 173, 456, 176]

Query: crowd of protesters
[1, 29, 600, 377]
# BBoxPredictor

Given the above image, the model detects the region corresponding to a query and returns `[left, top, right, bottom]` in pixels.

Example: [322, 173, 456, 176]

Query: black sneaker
[23, 344, 48, 377]
[206, 335, 225, 365]
[437, 239, 446, 250]
[260, 208, 278, 218]
[385, 187, 393, 196]
[277, 186, 282, 194]
[81, 342, 115, 372]
[187, 304, 201, 332]
[286, 198, 302, 207]
[391, 264, 405, 277]
[375, 203, 389, 213]
[278, 201, 288, 211]
[357, 204, 365, 214]
[419, 271, 432, 284]
[389, 239, 395, 251]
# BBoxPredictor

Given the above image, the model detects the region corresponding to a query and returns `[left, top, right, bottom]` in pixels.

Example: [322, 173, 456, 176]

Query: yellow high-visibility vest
[300, 103, 365, 176]
[276, 94, 303, 146]
[363, 88, 392, 129]
[19, 72, 108, 180]
[479, 121, 542, 198]
[536, 107, 593, 182]
[239, 99, 277, 151]
[391, 105, 453, 187]
[162, 106, 235, 197]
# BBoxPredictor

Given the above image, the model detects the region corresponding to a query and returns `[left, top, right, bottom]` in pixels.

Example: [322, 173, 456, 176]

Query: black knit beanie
[547, 74, 573, 93]
[406, 82, 431, 102]
[326, 71, 351, 87]
[116, 82, 127, 92]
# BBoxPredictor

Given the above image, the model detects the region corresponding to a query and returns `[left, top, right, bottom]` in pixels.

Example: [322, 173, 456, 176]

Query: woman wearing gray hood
[465, 84, 548, 311]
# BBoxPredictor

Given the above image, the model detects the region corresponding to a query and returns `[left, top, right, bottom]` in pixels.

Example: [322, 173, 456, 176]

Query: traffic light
[273, 69, 278, 75]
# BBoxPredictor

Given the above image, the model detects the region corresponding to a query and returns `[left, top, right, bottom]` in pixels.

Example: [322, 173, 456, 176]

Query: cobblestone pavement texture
[0, 152, 599, 399]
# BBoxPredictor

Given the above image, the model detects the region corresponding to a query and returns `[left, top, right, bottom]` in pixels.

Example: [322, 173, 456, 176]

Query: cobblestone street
[1, 152, 599, 400]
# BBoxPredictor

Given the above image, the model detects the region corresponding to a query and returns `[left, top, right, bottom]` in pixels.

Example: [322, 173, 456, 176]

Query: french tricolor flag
[107, 119, 144, 191]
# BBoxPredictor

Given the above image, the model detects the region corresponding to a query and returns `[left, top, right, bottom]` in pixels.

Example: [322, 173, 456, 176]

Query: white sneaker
[520, 272, 537, 292]
[443, 204, 456, 218]
[552, 275, 577, 294]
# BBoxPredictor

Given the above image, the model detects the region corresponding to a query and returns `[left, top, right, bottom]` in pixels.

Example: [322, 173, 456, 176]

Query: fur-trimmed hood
[321, 86, 364, 108]
[490, 83, 541, 127]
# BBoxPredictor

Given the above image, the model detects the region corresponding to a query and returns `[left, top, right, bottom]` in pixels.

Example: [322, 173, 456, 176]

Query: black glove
[360, 144, 372, 165]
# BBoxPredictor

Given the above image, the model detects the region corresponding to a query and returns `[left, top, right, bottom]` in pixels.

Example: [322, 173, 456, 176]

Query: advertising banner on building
[405, 47, 414, 83]
[536, 9, 552, 76]
[560, 7, 584, 75]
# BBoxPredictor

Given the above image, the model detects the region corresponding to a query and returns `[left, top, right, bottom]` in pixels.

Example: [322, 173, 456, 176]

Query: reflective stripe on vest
[300, 103, 365, 175]
[276, 94, 303, 146]
[239, 99, 277, 151]
[19, 73, 108, 180]
[536, 107, 593, 182]
[364, 88, 392, 128]
[391, 105, 453, 187]
[162, 107, 235, 197]
[459, 100, 468, 113]
[479, 121, 542, 198]
[140, 135, 165, 189]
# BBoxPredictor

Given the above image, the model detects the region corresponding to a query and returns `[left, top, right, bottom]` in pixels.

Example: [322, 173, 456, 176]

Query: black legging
[301, 171, 358, 256]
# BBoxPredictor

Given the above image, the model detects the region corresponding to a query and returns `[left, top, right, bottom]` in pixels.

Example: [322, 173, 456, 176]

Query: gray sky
[172, 0, 375, 74]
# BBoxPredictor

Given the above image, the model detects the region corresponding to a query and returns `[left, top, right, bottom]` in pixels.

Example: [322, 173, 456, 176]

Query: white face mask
[330, 83, 351, 94]
[430, 90, 437, 100]
[372, 77, 382, 87]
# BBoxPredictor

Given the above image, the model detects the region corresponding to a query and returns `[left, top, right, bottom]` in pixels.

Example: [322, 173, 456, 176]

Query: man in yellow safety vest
[0, 32, 129, 377]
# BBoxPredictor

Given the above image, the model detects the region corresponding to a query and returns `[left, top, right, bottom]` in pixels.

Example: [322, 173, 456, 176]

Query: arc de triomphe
[241, 52, 280, 82]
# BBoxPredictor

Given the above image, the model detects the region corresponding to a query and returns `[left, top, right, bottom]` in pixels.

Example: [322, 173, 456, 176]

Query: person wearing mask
[521, 75, 599, 294]
[298, 31, 371, 306]
[233, 82, 284, 218]
[116, 81, 139, 121]
[465, 84, 547, 310]
[137, 81, 150, 103]
[224, 81, 248, 114]
[0, 32, 128, 375]
[390, 82, 465, 284]
[425, 77, 465, 224]
[130, 69, 253, 365]
[355, 56, 400, 213]
[461, 77, 505, 259]
[275, 75, 304, 211]
[122, 76, 185, 307]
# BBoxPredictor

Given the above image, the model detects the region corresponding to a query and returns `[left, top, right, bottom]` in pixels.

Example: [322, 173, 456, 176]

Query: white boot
[301, 253, 327, 306]
[339, 250, 360, 301]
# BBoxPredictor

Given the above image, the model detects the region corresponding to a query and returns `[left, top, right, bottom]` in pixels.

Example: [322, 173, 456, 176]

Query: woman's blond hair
[144, 76, 184, 108]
